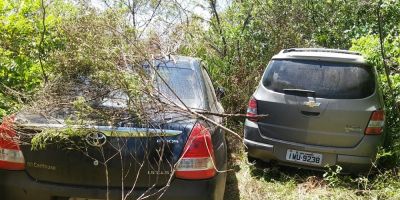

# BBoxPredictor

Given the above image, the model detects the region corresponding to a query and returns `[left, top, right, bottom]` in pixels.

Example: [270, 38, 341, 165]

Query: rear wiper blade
[283, 89, 316, 97]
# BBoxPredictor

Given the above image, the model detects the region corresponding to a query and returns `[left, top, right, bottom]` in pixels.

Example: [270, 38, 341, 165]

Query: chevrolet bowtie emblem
[304, 101, 321, 108]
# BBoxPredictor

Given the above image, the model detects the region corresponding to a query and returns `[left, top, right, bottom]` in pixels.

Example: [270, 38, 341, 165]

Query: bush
[351, 34, 400, 167]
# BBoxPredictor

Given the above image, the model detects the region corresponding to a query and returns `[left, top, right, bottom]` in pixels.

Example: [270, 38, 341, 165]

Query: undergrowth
[224, 150, 400, 200]
[224, 131, 400, 200]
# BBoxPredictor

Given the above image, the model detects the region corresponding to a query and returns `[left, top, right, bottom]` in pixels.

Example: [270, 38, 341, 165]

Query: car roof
[272, 48, 366, 64]
[151, 55, 201, 70]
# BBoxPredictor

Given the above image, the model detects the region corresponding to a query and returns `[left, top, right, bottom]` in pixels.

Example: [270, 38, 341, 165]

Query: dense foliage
[0, 0, 65, 116]
[351, 34, 400, 166]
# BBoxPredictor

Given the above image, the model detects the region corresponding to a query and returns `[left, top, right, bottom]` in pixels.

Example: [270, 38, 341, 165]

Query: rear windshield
[262, 59, 375, 99]
[154, 66, 204, 108]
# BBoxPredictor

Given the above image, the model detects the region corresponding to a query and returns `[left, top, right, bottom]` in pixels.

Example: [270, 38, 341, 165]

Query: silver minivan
[244, 48, 386, 173]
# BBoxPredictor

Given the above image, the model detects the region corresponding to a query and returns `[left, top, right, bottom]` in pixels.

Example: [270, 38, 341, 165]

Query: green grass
[224, 153, 400, 200]
[223, 136, 400, 200]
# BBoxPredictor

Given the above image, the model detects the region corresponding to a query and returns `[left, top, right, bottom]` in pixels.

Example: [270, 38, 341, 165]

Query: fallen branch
[197, 110, 268, 119]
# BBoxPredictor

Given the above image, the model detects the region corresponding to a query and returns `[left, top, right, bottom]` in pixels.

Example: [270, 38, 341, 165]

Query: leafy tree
[0, 0, 63, 117]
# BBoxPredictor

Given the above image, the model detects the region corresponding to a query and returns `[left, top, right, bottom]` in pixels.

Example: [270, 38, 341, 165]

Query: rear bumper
[244, 120, 383, 173]
[0, 170, 226, 200]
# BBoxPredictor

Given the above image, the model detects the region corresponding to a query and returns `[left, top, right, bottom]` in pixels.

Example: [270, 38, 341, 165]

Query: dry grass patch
[224, 149, 400, 200]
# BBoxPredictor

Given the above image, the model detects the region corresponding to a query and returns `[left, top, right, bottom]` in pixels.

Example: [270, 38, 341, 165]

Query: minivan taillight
[0, 117, 25, 170]
[246, 97, 258, 122]
[365, 110, 385, 135]
[175, 123, 215, 179]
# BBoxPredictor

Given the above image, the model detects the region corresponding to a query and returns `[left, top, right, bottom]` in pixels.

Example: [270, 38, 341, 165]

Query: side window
[201, 66, 218, 111]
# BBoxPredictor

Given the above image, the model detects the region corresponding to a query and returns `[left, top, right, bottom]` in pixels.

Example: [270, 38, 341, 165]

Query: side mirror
[216, 87, 225, 100]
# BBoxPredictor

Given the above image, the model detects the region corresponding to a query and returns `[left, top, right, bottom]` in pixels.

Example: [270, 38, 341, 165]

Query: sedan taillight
[175, 123, 215, 179]
[0, 117, 25, 170]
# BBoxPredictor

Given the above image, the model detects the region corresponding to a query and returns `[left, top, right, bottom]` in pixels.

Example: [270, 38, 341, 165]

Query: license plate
[285, 149, 323, 165]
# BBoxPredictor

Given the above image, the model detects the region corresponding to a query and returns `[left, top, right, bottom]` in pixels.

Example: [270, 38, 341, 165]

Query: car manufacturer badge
[303, 100, 321, 108]
[85, 131, 107, 147]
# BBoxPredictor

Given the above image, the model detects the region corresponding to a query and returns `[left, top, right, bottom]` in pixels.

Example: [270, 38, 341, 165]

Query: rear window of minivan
[262, 59, 375, 99]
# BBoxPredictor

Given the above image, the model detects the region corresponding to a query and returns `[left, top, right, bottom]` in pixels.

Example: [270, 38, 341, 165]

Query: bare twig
[197, 110, 268, 119]
[39, 0, 49, 83]
[377, 0, 399, 114]
[208, 0, 227, 57]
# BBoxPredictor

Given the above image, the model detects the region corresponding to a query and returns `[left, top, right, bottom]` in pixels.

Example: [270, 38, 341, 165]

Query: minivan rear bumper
[0, 170, 226, 200]
[244, 120, 383, 173]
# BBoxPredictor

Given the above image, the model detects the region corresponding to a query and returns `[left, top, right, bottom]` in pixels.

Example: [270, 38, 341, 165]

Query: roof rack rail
[282, 48, 361, 56]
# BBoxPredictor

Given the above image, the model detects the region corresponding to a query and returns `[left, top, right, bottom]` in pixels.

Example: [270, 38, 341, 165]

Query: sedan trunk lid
[16, 114, 194, 188]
